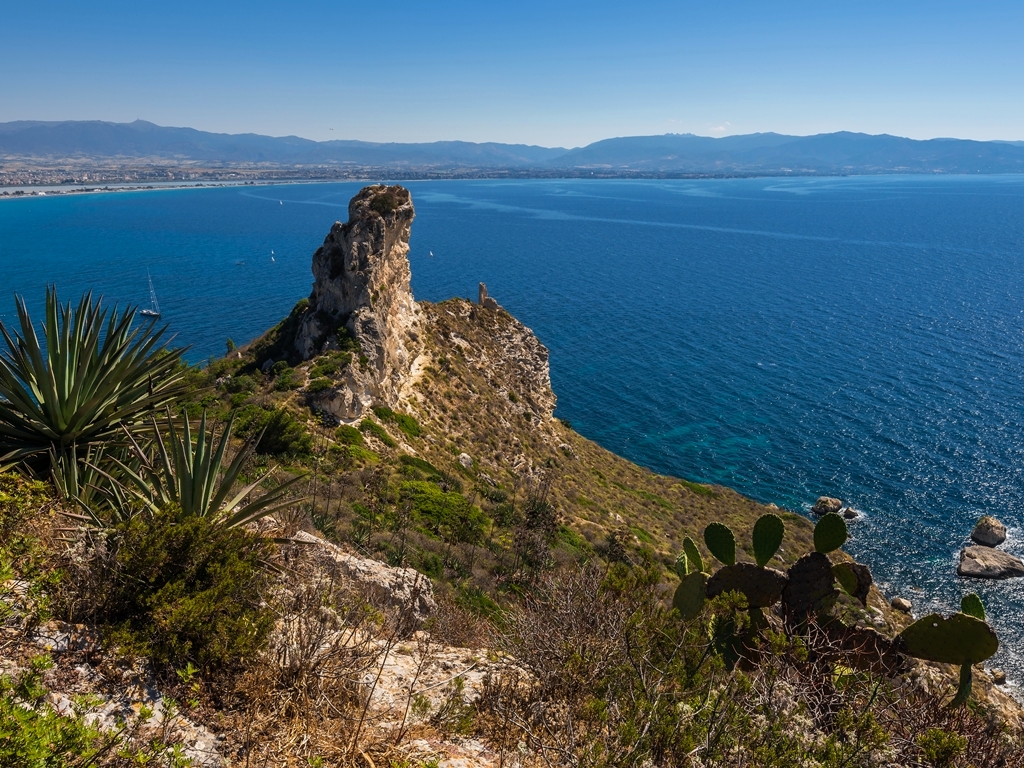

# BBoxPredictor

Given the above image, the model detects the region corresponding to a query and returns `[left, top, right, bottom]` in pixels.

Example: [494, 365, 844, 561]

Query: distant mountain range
[3, 120, 1024, 175]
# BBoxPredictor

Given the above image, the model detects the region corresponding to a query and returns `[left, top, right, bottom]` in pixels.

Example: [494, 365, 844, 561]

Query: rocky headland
[4, 184, 1024, 767]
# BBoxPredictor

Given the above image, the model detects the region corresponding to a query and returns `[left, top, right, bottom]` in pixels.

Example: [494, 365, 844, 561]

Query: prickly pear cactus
[682, 536, 704, 575]
[960, 593, 985, 621]
[832, 562, 858, 597]
[814, 513, 848, 554]
[898, 612, 998, 666]
[707, 562, 788, 608]
[704, 522, 736, 566]
[900, 609, 998, 707]
[832, 561, 872, 605]
[673, 571, 708, 621]
[783, 552, 838, 617]
[674, 551, 689, 579]
[752, 513, 785, 567]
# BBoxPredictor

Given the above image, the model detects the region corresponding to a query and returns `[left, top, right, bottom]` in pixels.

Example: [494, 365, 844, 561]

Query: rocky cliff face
[295, 185, 421, 419]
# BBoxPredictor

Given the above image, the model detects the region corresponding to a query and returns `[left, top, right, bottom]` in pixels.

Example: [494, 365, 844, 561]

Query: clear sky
[3, 1, 1023, 147]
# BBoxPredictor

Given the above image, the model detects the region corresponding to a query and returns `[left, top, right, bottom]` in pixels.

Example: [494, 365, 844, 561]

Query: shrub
[335, 424, 364, 446]
[359, 419, 397, 448]
[309, 361, 339, 378]
[224, 374, 256, 394]
[369, 188, 403, 215]
[372, 406, 422, 438]
[273, 368, 300, 391]
[306, 377, 334, 394]
[347, 445, 380, 464]
[0, 673, 103, 766]
[71, 506, 275, 675]
[399, 454, 440, 475]
[237, 405, 312, 457]
[400, 480, 487, 546]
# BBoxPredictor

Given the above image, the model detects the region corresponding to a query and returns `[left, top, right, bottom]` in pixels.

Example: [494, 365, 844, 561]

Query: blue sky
[3, 1, 1023, 146]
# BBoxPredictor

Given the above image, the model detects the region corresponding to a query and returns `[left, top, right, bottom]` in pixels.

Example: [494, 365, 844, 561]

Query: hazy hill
[551, 131, 1024, 174]
[0, 119, 565, 167]
[3, 119, 1024, 174]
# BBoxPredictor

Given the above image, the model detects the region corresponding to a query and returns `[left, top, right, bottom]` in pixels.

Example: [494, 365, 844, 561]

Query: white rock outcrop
[290, 530, 435, 628]
[295, 185, 420, 419]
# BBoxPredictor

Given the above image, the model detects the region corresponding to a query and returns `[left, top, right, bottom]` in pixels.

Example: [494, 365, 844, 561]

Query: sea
[3, 176, 1024, 685]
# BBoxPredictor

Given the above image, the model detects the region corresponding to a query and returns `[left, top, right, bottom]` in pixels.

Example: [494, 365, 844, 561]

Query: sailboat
[139, 271, 161, 318]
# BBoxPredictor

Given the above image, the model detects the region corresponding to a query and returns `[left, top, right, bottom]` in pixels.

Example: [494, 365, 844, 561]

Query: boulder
[458, 452, 473, 469]
[971, 515, 1007, 547]
[891, 597, 913, 613]
[958, 546, 1024, 579]
[811, 496, 843, 516]
[290, 531, 435, 629]
[842, 507, 858, 519]
[992, 668, 1007, 685]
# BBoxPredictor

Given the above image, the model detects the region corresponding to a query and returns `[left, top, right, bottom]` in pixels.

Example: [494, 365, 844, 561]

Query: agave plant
[0, 288, 187, 474]
[104, 409, 306, 529]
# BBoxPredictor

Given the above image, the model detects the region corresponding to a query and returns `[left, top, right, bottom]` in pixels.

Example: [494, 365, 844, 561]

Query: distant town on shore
[3, 119, 1024, 190]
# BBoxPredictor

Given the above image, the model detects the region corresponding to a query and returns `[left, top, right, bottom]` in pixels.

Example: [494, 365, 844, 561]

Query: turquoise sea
[3, 176, 1024, 683]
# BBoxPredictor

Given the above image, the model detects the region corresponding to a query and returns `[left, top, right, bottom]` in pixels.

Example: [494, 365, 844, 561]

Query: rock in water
[294, 185, 420, 418]
[811, 496, 843, 516]
[958, 546, 1024, 579]
[971, 515, 1007, 547]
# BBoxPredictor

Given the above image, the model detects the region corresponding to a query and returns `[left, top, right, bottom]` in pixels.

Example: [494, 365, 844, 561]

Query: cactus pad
[752, 513, 785, 567]
[783, 552, 838, 616]
[682, 536, 704, 575]
[673, 571, 708, 621]
[814, 513, 848, 554]
[704, 522, 736, 566]
[707, 562, 788, 608]
[832, 563, 858, 597]
[960, 593, 986, 621]
[674, 551, 689, 578]
[899, 612, 998, 665]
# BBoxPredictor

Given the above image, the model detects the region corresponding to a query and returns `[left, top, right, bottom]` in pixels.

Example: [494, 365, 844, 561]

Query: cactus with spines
[960, 593, 985, 621]
[753, 513, 785, 567]
[673, 508, 1002, 705]
[704, 514, 789, 609]
[813, 512, 848, 554]
[673, 536, 709, 620]
[704, 522, 736, 566]
[682, 536, 704, 575]
[899, 600, 999, 707]
[783, 514, 852, 617]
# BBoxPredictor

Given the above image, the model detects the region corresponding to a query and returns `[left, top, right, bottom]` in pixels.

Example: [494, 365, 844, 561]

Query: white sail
[140, 271, 161, 317]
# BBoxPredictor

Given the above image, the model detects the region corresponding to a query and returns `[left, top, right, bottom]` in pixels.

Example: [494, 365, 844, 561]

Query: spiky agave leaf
[51, 441, 142, 528]
[104, 409, 306, 529]
[0, 288, 188, 471]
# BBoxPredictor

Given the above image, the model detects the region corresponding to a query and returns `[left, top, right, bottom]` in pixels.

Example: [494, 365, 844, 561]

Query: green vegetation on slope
[0, 288, 1021, 767]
